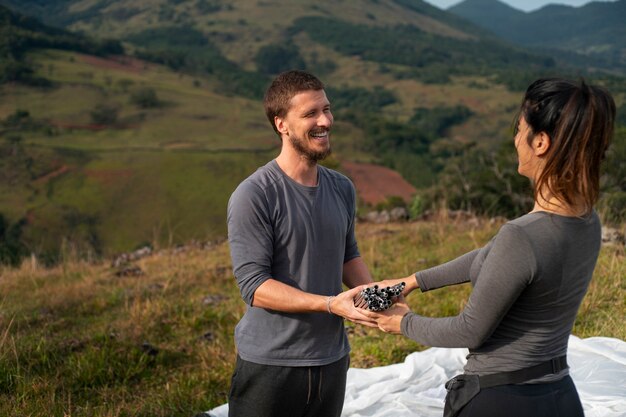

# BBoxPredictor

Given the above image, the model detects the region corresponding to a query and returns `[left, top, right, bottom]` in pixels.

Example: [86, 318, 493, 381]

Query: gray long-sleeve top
[401, 211, 601, 380]
[228, 160, 360, 366]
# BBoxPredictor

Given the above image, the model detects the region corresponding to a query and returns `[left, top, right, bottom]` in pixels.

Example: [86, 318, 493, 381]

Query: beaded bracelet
[326, 295, 336, 314]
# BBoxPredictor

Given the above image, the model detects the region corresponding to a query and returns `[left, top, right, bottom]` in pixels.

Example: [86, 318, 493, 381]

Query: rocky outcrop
[602, 226, 625, 246]
[362, 207, 410, 223]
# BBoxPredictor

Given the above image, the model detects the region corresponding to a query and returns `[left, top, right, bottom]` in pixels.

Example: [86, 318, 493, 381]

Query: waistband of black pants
[477, 356, 568, 389]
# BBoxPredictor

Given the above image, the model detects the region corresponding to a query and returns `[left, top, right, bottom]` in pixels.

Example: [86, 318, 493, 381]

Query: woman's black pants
[458, 375, 584, 417]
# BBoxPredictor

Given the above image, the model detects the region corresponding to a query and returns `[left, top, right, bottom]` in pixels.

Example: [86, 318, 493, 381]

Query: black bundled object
[353, 282, 405, 311]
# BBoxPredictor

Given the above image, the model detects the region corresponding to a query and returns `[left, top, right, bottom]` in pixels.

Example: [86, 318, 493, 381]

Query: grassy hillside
[0, 0, 490, 49]
[1, 2, 625, 261]
[0, 48, 280, 258]
[0, 41, 538, 258]
[2, 47, 625, 259]
[0, 219, 624, 416]
[0, 0, 560, 83]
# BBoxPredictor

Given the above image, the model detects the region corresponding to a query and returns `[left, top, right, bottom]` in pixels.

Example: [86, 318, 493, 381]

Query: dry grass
[0, 219, 623, 416]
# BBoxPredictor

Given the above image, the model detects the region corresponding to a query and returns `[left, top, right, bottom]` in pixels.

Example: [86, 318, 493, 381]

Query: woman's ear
[533, 132, 551, 157]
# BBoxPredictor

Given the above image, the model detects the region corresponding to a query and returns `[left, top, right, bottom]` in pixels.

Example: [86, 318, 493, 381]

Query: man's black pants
[228, 354, 349, 417]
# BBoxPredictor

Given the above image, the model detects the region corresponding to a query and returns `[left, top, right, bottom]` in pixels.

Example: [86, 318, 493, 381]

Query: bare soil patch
[34, 164, 70, 185]
[83, 168, 133, 186]
[78, 54, 149, 74]
[162, 141, 198, 149]
[340, 161, 416, 205]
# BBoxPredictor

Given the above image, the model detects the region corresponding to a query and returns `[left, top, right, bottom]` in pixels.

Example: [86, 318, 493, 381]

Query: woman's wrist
[404, 274, 419, 293]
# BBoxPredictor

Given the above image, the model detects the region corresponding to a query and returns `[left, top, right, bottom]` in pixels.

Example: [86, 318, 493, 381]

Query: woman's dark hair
[263, 70, 325, 136]
[519, 78, 616, 214]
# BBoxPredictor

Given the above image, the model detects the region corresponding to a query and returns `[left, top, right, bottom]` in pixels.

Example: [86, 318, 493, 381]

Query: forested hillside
[1, 0, 561, 91]
[0, 1, 625, 265]
[450, 0, 626, 71]
[0, 5, 122, 84]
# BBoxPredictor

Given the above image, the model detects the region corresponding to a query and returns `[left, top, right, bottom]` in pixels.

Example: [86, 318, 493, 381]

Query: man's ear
[275, 116, 288, 136]
[533, 132, 551, 157]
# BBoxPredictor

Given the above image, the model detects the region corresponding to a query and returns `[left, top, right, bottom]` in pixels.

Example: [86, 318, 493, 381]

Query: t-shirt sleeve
[227, 181, 274, 305]
[415, 249, 480, 291]
[401, 224, 536, 348]
[343, 180, 360, 263]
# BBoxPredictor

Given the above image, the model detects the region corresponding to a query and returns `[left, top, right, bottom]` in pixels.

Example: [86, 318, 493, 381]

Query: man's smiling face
[279, 89, 333, 162]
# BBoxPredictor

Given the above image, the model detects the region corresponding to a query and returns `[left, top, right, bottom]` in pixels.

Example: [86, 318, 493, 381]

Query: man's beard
[290, 133, 332, 162]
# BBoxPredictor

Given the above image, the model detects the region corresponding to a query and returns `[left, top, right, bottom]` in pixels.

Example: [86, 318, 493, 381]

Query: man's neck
[276, 149, 318, 187]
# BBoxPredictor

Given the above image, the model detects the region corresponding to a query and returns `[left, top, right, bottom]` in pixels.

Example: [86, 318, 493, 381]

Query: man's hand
[357, 296, 411, 334]
[329, 285, 378, 327]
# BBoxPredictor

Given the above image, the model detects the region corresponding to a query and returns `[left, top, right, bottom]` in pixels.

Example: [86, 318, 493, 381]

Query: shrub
[130, 87, 160, 108]
[90, 103, 118, 125]
[599, 192, 626, 225]
[408, 195, 426, 219]
[254, 44, 306, 75]
[327, 86, 396, 113]
[0, 213, 28, 267]
[375, 195, 407, 212]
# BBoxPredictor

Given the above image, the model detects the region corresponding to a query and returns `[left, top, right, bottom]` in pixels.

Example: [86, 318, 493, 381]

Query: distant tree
[309, 51, 337, 76]
[617, 104, 626, 127]
[129, 26, 267, 99]
[254, 44, 306, 75]
[5, 135, 22, 157]
[60, 208, 102, 258]
[0, 59, 34, 84]
[95, 39, 124, 55]
[427, 141, 533, 217]
[130, 87, 161, 108]
[195, 0, 222, 13]
[327, 86, 397, 113]
[0, 213, 28, 267]
[599, 126, 626, 224]
[2, 109, 31, 127]
[410, 105, 473, 138]
[90, 103, 118, 125]
[117, 78, 134, 92]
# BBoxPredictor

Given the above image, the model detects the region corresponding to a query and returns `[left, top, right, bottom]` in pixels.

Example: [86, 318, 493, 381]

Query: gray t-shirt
[402, 211, 601, 382]
[227, 160, 360, 366]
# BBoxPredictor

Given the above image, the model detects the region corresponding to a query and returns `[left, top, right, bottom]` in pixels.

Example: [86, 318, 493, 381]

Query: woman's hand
[357, 296, 411, 334]
[373, 275, 418, 297]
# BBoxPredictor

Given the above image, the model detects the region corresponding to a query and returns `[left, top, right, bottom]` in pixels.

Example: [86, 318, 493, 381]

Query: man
[227, 70, 375, 417]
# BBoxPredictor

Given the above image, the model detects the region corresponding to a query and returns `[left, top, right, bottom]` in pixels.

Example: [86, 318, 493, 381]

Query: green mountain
[1, 1, 624, 264]
[446, 0, 525, 34]
[449, 0, 626, 70]
[0, 0, 557, 82]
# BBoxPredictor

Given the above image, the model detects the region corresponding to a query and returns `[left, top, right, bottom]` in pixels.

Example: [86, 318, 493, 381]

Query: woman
[359, 78, 616, 417]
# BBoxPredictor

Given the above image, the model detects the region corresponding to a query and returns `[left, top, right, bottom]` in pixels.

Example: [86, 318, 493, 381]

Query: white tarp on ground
[207, 335, 626, 417]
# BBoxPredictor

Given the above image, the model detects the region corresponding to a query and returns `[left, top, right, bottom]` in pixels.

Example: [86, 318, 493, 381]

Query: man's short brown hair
[263, 70, 325, 136]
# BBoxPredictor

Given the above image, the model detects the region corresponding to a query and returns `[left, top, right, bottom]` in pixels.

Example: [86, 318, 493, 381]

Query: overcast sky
[423, 0, 617, 12]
